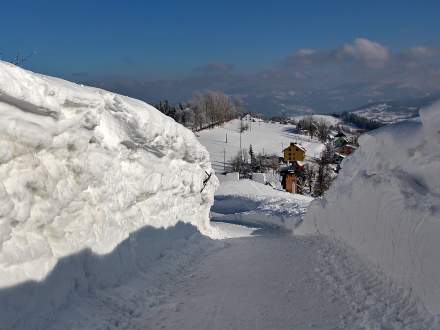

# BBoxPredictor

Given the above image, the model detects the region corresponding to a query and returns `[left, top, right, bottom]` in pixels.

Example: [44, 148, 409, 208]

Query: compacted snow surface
[212, 178, 312, 231]
[42, 180, 438, 329]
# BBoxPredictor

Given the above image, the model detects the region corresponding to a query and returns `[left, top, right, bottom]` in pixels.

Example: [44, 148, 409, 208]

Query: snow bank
[251, 172, 266, 184]
[0, 61, 219, 326]
[212, 179, 312, 231]
[301, 102, 440, 314]
[222, 172, 240, 182]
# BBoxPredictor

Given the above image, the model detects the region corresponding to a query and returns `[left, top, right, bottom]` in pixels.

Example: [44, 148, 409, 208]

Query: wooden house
[282, 172, 298, 193]
[241, 113, 252, 121]
[279, 162, 304, 194]
[333, 135, 348, 148]
[337, 144, 356, 156]
[283, 143, 306, 162]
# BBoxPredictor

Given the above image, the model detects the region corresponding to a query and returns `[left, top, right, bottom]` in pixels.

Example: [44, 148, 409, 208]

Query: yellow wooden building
[283, 143, 306, 162]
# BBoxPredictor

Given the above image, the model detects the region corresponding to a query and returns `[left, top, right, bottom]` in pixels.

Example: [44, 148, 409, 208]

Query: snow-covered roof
[284, 142, 307, 152]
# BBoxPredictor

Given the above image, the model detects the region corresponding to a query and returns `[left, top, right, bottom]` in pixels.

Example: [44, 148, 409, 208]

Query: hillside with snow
[197, 118, 325, 172]
[352, 102, 419, 124]
[301, 102, 440, 315]
[0, 61, 220, 328]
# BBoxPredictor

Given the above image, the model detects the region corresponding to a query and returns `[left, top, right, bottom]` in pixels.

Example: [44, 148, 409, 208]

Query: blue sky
[1, 1, 440, 114]
[1, 0, 439, 79]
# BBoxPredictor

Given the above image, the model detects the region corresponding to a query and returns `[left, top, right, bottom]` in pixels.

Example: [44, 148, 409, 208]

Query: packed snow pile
[212, 178, 312, 231]
[301, 102, 440, 314]
[0, 61, 219, 287]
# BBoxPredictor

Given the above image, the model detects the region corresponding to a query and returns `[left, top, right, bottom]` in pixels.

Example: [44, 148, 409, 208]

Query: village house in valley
[280, 161, 304, 194]
[283, 142, 306, 162]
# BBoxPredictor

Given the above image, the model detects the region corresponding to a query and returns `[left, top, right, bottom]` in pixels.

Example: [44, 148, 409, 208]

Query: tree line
[155, 91, 242, 131]
[296, 116, 331, 142]
[335, 111, 383, 131]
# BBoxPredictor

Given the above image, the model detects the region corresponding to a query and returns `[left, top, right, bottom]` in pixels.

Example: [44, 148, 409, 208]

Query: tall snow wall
[0, 61, 218, 328]
[301, 103, 440, 314]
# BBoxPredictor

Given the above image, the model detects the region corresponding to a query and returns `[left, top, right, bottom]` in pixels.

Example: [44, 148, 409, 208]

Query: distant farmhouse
[338, 144, 357, 156]
[331, 132, 357, 156]
[333, 132, 348, 148]
[283, 143, 306, 162]
[241, 113, 253, 121]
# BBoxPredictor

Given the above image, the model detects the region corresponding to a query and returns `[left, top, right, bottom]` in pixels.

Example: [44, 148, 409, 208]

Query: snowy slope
[300, 102, 440, 314]
[197, 119, 324, 172]
[0, 62, 219, 328]
[212, 179, 313, 231]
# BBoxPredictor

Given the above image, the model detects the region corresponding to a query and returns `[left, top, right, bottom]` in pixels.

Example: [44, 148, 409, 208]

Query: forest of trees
[337, 111, 383, 131]
[155, 91, 241, 131]
[296, 116, 330, 142]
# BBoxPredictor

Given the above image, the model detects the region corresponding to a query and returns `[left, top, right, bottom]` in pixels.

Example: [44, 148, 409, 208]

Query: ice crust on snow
[0, 61, 218, 288]
[301, 102, 440, 314]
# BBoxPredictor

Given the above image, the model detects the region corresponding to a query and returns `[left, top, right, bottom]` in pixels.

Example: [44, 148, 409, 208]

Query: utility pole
[223, 148, 226, 173]
[225, 133, 228, 143]
[239, 118, 243, 161]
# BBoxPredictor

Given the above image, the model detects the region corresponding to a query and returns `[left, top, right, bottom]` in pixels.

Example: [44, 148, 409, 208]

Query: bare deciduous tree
[316, 119, 330, 142]
[188, 91, 239, 131]
[303, 163, 316, 194]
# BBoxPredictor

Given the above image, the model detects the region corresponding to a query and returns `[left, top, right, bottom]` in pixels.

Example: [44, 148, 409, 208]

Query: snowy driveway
[144, 229, 435, 330]
[145, 232, 349, 329]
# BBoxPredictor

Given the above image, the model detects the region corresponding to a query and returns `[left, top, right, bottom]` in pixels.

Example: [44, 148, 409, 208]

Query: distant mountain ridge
[342, 94, 440, 125]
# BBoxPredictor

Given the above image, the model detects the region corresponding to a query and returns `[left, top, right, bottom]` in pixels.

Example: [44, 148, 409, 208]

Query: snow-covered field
[301, 102, 440, 315]
[197, 118, 325, 172]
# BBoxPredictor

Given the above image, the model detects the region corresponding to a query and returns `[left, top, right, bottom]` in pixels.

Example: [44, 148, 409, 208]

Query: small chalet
[337, 144, 357, 156]
[333, 132, 348, 148]
[280, 161, 304, 194]
[241, 113, 253, 121]
[283, 143, 306, 162]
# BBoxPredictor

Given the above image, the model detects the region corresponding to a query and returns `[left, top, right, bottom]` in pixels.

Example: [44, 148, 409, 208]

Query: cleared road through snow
[145, 229, 436, 329]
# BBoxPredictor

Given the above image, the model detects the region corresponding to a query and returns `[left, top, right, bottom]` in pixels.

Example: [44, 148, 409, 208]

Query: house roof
[283, 142, 306, 152]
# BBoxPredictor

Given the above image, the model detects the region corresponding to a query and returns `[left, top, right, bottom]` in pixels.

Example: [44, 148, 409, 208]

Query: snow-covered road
[43, 224, 437, 329]
[146, 232, 348, 329]
[144, 229, 436, 330]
